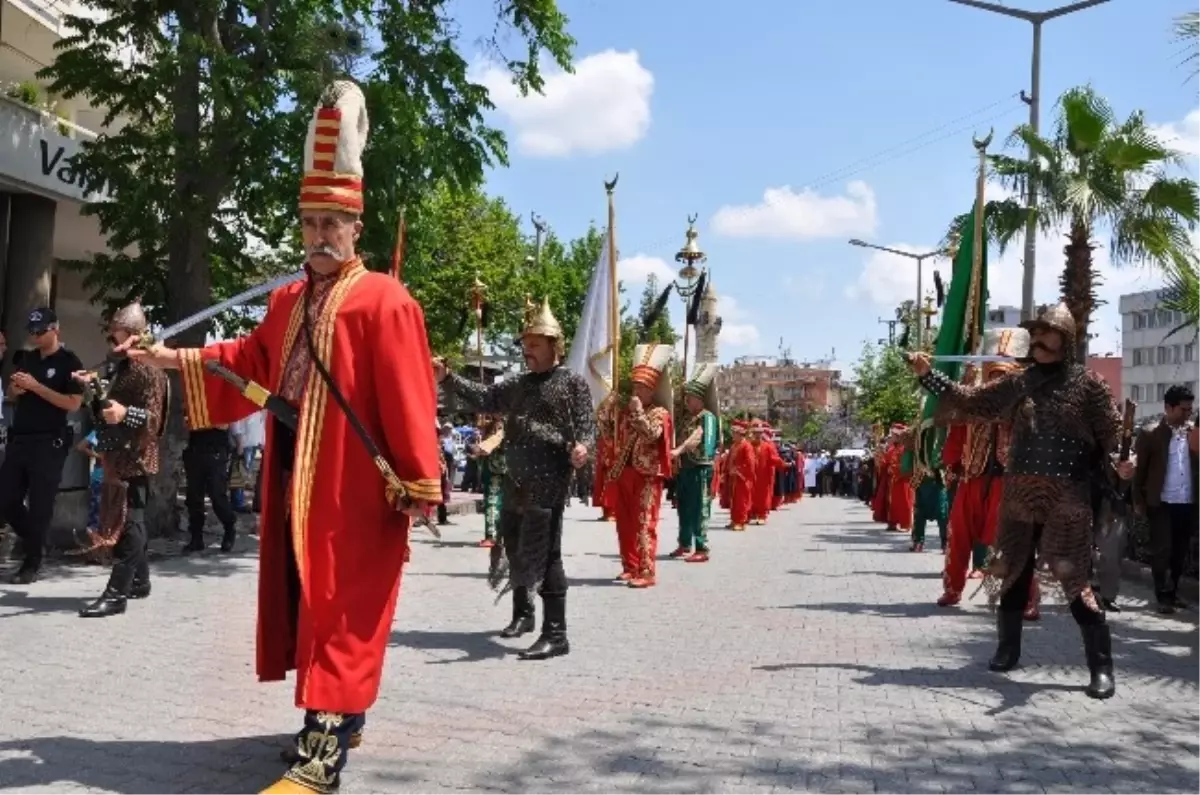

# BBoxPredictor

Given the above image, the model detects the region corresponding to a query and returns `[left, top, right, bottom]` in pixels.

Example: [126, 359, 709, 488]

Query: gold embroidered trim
[178, 349, 211, 429]
[280, 261, 366, 606]
[401, 477, 443, 503]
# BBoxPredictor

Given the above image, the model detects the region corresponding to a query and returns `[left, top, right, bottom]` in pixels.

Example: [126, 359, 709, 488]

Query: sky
[453, 0, 1198, 375]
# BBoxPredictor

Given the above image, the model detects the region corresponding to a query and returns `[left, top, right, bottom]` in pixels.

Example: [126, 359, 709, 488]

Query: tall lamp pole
[674, 215, 706, 381]
[947, 0, 1111, 321]
[849, 240, 945, 349]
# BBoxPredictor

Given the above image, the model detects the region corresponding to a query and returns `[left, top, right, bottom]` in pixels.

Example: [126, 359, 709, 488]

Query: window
[1186, 343, 1196, 363]
[1157, 383, 1169, 401]
[1173, 345, 1182, 364]
[1132, 349, 1145, 366]
[1157, 346, 1170, 365]
[1134, 311, 1150, 329]
[1157, 309, 1173, 328]
[1130, 385, 1142, 401]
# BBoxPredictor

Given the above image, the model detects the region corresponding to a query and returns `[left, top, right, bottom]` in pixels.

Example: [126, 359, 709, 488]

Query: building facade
[718, 355, 844, 421]
[1086, 355, 1122, 404]
[1119, 289, 1199, 422]
[984, 304, 1021, 331]
[0, 0, 122, 526]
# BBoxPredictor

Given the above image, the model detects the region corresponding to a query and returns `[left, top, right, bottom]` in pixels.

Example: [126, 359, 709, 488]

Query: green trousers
[912, 478, 948, 547]
[676, 465, 712, 552]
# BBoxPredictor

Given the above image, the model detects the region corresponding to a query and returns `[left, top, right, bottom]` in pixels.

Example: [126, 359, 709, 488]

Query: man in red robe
[727, 421, 755, 530]
[880, 424, 915, 532]
[610, 343, 674, 587]
[125, 81, 442, 795]
[718, 447, 732, 510]
[749, 419, 785, 525]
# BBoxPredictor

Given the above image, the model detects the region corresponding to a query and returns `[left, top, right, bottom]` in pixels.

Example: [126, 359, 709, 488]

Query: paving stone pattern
[0, 495, 1196, 793]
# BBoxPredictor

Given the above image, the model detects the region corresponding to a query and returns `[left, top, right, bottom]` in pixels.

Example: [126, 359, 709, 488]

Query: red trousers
[614, 468, 663, 579]
[751, 480, 773, 521]
[943, 476, 1002, 595]
[594, 464, 613, 518]
[731, 478, 752, 527]
[884, 477, 914, 530]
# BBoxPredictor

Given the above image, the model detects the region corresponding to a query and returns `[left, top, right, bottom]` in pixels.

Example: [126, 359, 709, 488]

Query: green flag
[902, 207, 988, 475]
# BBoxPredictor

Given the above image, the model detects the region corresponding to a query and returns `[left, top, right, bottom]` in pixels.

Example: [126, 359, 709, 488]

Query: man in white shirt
[229, 411, 266, 513]
[1133, 385, 1199, 614]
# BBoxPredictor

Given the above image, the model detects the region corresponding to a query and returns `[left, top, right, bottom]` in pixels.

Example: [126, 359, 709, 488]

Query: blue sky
[456, 0, 1199, 372]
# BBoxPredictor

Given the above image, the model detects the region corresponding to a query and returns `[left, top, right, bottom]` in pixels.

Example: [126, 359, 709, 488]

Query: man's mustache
[307, 244, 346, 261]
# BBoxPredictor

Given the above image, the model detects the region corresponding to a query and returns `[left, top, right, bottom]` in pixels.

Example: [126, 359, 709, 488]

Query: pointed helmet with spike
[520, 297, 564, 341]
[110, 301, 148, 334]
[1019, 301, 1077, 359]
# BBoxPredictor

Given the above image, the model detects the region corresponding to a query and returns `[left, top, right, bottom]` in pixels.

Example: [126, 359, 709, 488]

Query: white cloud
[1150, 108, 1200, 158]
[710, 180, 878, 241]
[473, 50, 653, 158]
[618, 254, 674, 285]
[844, 229, 1165, 356]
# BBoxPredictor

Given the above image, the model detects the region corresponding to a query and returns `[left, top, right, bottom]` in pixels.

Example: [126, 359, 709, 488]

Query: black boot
[499, 587, 536, 638]
[1080, 622, 1116, 700]
[220, 526, 237, 553]
[80, 587, 127, 618]
[129, 577, 151, 600]
[518, 593, 569, 661]
[988, 610, 1024, 672]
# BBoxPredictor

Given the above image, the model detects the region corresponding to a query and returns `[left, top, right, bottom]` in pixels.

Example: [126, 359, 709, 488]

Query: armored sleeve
[566, 373, 597, 450]
[1085, 373, 1122, 455]
[444, 372, 517, 415]
[918, 368, 1024, 425]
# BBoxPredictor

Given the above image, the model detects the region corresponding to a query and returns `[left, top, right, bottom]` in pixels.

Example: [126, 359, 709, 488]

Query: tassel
[641, 285, 674, 340]
[933, 270, 945, 308]
[686, 272, 708, 326]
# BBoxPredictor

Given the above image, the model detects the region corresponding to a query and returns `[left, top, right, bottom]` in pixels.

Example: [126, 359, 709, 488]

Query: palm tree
[1175, 11, 1199, 80]
[945, 86, 1199, 359]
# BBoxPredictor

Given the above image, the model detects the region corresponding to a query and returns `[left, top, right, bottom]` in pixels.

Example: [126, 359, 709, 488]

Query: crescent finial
[973, 128, 994, 151]
[604, 173, 619, 193]
[687, 213, 698, 226]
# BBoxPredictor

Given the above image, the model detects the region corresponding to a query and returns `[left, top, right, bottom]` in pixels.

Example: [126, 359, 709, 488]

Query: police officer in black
[1, 308, 84, 584]
[182, 423, 238, 553]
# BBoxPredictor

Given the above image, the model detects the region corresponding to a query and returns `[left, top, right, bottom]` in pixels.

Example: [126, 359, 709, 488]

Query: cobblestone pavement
[0, 495, 1196, 794]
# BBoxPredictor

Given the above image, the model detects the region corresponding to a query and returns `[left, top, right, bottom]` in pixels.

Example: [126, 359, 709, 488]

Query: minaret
[694, 279, 723, 365]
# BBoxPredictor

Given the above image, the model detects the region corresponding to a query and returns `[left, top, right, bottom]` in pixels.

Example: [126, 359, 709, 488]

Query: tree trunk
[1059, 218, 1097, 363]
[146, 18, 212, 539]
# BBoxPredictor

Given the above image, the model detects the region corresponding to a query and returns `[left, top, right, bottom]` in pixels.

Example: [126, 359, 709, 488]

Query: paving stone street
[0, 495, 1196, 794]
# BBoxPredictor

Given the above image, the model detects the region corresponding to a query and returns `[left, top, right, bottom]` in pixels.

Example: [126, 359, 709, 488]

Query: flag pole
[605, 174, 620, 388]
[390, 205, 407, 282]
[966, 130, 992, 354]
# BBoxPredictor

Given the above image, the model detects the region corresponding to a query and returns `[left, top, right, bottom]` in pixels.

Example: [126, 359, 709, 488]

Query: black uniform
[183, 427, 238, 552]
[0, 340, 84, 579]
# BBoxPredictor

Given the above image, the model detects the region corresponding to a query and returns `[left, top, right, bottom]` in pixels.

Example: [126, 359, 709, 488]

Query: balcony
[7, 0, 70, 35]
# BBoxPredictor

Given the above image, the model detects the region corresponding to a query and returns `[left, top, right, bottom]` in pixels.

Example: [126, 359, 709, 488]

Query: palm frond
[1159, 255, 1199, 338]
[1174, 11, 1199, 78]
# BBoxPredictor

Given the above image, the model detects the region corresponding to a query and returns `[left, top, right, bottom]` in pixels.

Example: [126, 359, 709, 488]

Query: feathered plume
[933, 270, 945, 308]
[898, 323, 911, 349]
[686, 272, 708, 326]
[640, 284, 673, 341]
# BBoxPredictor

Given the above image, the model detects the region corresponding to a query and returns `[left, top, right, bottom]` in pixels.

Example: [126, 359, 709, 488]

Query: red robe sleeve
[177, 303, 275, 429]
[370, 285, 443, 506]
[941, 425, 965, 472]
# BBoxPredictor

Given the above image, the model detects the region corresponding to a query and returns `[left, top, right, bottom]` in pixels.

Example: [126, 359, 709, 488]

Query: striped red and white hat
[299, 80, 368, 216]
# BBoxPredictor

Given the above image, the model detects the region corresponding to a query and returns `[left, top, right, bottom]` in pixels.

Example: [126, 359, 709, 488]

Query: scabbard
[203, 360, 299, 430]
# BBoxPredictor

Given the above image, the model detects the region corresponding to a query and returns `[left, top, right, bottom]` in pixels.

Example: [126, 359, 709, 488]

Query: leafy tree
[852, 342, 920, 429]
[953, 86, 1199, 359]
[1175, 11, 1199, 79]
[42, 0, 574, 534]
[43, 0, 574, 340]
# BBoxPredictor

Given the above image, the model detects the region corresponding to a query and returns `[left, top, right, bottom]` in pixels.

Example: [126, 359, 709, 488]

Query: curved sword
[152, 270, 306, 343]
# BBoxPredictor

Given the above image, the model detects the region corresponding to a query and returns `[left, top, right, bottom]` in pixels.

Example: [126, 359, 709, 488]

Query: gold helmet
[1020, 301, 1077, 357]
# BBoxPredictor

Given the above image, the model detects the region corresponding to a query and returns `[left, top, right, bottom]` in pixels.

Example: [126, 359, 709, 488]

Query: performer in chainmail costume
[908, 302, 1123, 700]
[74, 302, 168, 618]
[436, 297, 594, 661]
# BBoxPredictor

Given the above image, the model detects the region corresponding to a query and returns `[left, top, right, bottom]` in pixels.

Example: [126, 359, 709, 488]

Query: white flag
[565, 231, 615, 409]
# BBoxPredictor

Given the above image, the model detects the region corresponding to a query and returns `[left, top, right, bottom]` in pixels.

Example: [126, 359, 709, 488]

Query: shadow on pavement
[0, 734, 286, 794]
[388, 627, 513, 664]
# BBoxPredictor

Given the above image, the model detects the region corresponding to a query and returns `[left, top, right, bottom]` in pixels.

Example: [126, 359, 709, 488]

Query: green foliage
[976, 85, 1199, 358]
[40, 0, 575, 342]
[1175, 11, 1199, 79]
[852, 342, 920, 429]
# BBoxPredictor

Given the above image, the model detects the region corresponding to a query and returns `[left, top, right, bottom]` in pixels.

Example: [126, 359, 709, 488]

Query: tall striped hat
[300, 81, 369, 215]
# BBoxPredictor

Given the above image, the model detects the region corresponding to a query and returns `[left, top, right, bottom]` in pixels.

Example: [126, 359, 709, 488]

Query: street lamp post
[849, 240, 944, 349]
[674, 215, 707, 381]
[947, 0, 1111, 322]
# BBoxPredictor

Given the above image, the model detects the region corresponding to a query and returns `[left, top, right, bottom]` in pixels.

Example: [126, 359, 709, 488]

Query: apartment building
[1119, 289, 1199, 422]
[0, 0, 123, 523]
[717, 355, 845, 419]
